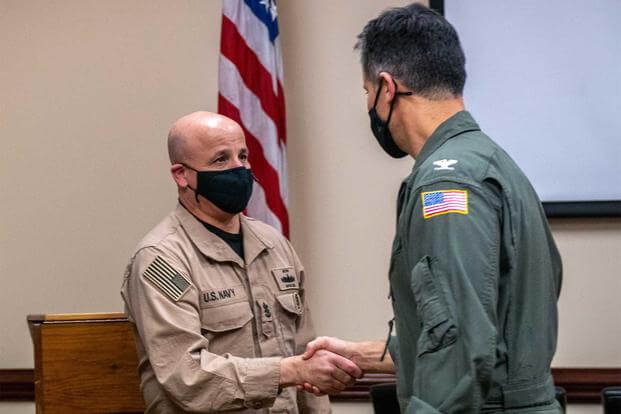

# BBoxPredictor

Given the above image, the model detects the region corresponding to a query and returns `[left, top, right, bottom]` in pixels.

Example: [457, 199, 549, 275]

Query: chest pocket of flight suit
[275, 292, 304, 355]
[411, 256, 457, 357]
[200, 301, 255, 357]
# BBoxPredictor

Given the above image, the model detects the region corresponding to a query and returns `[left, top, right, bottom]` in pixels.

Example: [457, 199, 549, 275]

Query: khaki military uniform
[121, 204, 330, 413]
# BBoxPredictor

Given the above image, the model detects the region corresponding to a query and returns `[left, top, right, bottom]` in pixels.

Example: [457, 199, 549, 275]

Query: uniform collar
[174, 204, 273, 266]
[240, 216, 274, 265]
[413, 110, 480, 171]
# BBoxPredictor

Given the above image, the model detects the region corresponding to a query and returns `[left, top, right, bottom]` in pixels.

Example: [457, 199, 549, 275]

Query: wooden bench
[27, 313, 145, 413]
[27, 313, 619, 411]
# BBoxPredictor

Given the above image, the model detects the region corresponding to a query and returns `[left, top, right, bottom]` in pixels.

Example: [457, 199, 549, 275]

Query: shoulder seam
[481, 147, 500, 182]
[414, 176, 483, 192]
[137, 226, 180, 251]
[132, 226, 188, 272]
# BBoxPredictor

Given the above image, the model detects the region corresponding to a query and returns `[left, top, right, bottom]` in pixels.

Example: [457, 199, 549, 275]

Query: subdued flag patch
[143, 256, 191, 301]
[422, 189, 468, 219]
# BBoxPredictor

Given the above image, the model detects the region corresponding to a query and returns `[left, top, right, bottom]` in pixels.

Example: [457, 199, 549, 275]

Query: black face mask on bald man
[183, 164, 254, 214]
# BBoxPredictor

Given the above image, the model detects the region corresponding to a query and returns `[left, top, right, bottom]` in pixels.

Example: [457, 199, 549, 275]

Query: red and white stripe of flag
[219, 0, 289, 237]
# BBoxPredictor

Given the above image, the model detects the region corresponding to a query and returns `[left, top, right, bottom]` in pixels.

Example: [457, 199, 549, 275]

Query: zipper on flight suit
[380, 317, 395, 361]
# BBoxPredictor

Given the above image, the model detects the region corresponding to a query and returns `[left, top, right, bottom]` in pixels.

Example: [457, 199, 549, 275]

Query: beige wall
[1, 1, 619, 413]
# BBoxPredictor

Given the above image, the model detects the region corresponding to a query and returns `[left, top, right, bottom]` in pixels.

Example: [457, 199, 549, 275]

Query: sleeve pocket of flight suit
[411, 256, 457, 357]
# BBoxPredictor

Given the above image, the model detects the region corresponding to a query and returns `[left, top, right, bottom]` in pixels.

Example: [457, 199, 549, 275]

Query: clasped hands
[281, 337, 360, 395]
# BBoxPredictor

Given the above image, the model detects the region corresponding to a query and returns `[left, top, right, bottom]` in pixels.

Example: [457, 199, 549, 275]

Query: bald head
[168, 111, 251, 228]
[167, 111, 245, 165]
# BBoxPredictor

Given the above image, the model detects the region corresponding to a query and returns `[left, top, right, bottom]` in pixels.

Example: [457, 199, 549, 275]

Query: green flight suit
[387, 111, 562, 413]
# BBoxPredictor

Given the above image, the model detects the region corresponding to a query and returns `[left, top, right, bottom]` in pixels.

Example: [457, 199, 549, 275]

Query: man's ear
[171, 164, 188, 187]
[377, 71, 396, 103]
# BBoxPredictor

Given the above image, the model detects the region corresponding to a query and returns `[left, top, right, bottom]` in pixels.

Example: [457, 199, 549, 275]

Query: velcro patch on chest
[257, 299, 274, 321]
[271, 267, 299, 290]
[142, 256, 191, 302]
[421, 189, 468, 219]
[200, 285, 247, 309]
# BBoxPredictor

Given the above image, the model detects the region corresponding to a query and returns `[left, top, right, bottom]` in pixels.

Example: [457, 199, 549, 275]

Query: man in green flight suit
[301, 3, 563, 413]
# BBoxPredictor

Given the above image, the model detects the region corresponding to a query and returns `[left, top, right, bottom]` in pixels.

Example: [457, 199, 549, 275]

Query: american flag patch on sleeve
[143, 256, 191, 301]
[421, 189, 468, 219]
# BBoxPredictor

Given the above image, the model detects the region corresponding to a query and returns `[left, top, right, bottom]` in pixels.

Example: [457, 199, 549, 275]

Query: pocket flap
[411, 256, 457, 356]
[411, 256, 450, 325]
[276, 292, 304, 315]
[201, 301, 253, 332]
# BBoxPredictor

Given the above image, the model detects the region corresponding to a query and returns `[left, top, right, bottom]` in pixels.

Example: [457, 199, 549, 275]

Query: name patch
[271, 267, 299, 290]
[200, 285, 246, 308]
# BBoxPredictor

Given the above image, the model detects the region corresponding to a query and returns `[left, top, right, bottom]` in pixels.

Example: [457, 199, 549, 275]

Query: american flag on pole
[218, 0, 289, 237]
[421, 190, 469, 219]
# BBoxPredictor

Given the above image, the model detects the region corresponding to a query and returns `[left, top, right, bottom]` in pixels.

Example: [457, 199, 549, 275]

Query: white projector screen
[443, 0, 621, 214]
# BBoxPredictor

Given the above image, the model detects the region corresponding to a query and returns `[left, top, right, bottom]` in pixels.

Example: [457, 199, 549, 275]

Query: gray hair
[355, 3, 466, 99]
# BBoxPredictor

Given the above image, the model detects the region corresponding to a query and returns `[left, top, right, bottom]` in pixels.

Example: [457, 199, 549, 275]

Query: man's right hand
[294, 336, 359, 395]
[302, 336, 356, 361]
[297, 337, 395, 394]
[280, 349, 361, 394]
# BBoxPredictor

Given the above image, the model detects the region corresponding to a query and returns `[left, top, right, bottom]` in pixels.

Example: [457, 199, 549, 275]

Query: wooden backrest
[27, 313, 145, 414]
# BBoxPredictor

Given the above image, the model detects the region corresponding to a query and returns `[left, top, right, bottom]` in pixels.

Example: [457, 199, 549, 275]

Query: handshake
[280, 337, 380, 395]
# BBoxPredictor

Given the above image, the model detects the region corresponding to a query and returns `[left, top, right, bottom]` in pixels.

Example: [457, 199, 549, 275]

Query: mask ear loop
[386, 79, 413, 124]
[374, 78, 413, 122]
[372, 79, 384, 109]
[179, 163, 202, 202]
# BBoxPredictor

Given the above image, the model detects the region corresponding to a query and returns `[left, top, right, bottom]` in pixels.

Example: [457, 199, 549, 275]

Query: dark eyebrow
[212, 149, 229, 159]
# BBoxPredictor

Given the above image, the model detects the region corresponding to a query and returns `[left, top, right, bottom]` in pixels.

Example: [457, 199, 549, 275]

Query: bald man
[121, 112, 360, 413]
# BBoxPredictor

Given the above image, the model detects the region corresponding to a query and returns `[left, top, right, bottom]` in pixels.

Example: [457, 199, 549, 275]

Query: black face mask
[184, 165, 254, 214]
[368, 79, 412, 158]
